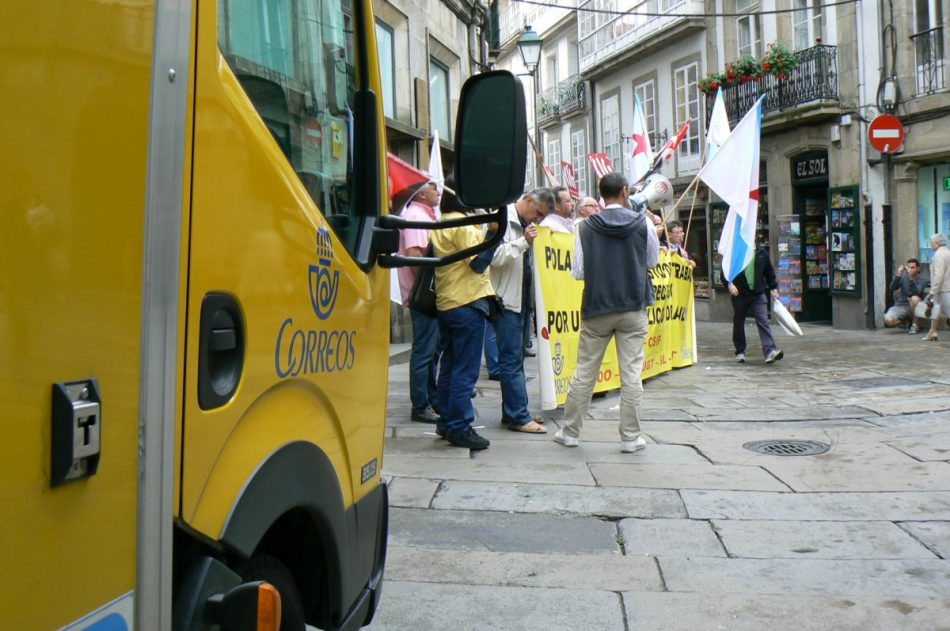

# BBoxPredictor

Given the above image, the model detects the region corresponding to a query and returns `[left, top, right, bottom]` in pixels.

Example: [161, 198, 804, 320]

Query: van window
[219, 0, 363, 255]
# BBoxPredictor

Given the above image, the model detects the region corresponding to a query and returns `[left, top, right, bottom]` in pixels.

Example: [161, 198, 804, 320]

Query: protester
[488, 189, 552, 434]
[722, 241, 784, 363]
[397, 182, 441, 423]
[522, 191, 554, 359]
[883, 258, 926, 333]
[540, 186, 576, 233]
[923, 233, 950, 341]
[666, 220, 696, 268]
[430, 190, 497, 449]
[578, 197, 601, 219]
[554, 172, 660, 453]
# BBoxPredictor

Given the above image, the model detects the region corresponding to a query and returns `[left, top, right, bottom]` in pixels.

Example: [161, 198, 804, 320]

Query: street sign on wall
[867, 114, 905, 153]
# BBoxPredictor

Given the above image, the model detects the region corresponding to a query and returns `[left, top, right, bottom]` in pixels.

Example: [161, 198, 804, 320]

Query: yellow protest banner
[533, 227, 696, 409]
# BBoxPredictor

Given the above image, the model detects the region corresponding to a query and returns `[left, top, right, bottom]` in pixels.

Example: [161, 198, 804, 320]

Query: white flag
[698, 97, 763, 282]
[705, 88, 730, 163]
[428, 130, 444, 218]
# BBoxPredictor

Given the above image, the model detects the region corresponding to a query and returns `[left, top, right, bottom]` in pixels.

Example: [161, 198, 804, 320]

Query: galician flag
[698, 96, 763, 282]
[705, 88, 730, 163]
[629, 94, 653, 184]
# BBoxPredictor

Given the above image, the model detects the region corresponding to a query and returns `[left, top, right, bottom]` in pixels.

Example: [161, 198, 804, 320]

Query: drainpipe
[856, 0, 875, 328]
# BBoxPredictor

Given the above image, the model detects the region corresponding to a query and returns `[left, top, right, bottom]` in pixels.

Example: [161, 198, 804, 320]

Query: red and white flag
[542, 163, 560, 186]
[561, 160, 579, 198]
[653, 120, 692, 169]
[586, 152, 614, 180]
[629, 95, 654, 185]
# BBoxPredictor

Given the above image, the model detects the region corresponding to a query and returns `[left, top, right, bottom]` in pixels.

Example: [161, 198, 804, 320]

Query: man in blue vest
[554, 172, 662, 453]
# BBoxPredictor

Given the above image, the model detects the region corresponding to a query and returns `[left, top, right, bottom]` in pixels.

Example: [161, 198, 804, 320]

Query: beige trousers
[562, 309, 649, 441]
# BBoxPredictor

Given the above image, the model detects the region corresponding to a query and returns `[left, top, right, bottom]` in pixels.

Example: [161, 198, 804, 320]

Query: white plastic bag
[772, 298, 803, 336]
[914, 298, 941, 321]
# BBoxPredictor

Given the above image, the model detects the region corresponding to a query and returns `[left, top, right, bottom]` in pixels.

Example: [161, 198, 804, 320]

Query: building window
[601, 93, 621, 175]
[546, 133, 561, 184]
[376, 20, 396, 118]
[633, 78, 657, 148]
[673, 61, 701, 174]
[545, 54, 558, 90]
[913, 0, 946, 96]
[737, 0, 761, 58]
[793, 0, 824, 50]
[526, 139, 535, 188]
[917, 164, 950, 262]
[429, 58, 450, 139]
[571, 129, 588, 197]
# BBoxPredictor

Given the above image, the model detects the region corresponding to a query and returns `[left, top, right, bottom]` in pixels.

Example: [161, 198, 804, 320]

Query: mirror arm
[378, 207, 508, 269]
[379, 210, 505, 231]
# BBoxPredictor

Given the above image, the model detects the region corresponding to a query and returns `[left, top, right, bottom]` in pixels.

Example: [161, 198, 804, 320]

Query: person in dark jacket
[721, 244, 784, 364]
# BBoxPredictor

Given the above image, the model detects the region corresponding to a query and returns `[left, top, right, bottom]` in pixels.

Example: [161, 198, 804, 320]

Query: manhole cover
[743, 440, 830, 456]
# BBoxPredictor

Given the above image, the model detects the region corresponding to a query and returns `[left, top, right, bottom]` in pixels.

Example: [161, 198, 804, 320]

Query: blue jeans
[436, 304, 487, 435]
[484, 323, 499, 376]
[409, 308, 440, 413]
[493, 308, 531, 425]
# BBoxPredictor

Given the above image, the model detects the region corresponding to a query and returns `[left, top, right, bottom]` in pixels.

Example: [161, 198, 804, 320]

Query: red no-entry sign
[868, 114, 905, 153]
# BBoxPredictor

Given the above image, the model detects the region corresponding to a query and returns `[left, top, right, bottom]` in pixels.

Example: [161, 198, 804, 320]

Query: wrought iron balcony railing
[557, 74, 586, 116]
[912, 27, 947, 96]
[536, 87, 560, 126]
[535, 76, 587, 126]
[707, 45, 838, 127]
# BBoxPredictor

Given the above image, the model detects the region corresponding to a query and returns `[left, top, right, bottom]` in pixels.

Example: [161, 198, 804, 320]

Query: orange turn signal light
[257, 583, 282, 631]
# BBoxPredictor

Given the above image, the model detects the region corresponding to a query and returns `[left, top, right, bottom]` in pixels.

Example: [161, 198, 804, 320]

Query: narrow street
[373, 321, 950, 629]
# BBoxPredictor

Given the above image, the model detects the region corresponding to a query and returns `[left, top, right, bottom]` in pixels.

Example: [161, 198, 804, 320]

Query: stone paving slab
[886, 432, 950, 461]
[857, 396, 950, 416]
[373, 581, 625, 630]
[430, 481, 687, 518]
[389, 507, 620, 554]
[590, 462, 790, 492]
[762, 459, 950, 492]
[658, 557, 950, 597]
[470, 438, 708, 466]
[682, 490, 950, 521]
[383, 453, 596, 486]
[385, 546, 662, 591]
[383, 436, 475, 459]
[898, 521, 950, 559]
[622, 592, 950, 631]
[618, 518, 725, 557]
[679, 406, 871, 422]
[713, 519, 936, 559]
[387, 477, 439, 508]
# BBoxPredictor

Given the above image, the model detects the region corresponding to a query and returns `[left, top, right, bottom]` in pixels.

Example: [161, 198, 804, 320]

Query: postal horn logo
[552, 341, 564, 376]
[309, 227, 340, 320]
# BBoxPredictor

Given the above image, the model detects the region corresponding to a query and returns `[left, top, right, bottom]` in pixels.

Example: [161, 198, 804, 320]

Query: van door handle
[198, 293, 244, 410]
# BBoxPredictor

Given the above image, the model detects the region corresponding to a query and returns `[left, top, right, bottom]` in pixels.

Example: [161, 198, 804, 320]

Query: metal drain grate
[743, 440, 830, 456]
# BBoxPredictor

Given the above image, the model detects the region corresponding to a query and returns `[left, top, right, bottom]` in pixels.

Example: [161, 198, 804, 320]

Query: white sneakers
[555, 429, 647, 453]
[620, 437, 647, 453]
[553, 429, 579, 447]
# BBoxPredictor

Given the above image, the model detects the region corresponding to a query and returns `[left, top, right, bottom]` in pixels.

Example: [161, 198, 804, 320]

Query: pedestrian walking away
[722, 240, 784, 364]
[554, 172, 662, 453]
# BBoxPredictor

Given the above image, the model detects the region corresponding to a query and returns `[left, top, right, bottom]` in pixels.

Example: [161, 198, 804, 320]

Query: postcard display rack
[828, 185, 861, 295]
[776, 215, 803, 312]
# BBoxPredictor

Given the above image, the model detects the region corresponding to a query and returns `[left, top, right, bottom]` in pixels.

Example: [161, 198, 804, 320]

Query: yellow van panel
[0, 1, 154, 627]
[180, 0, 388, 539]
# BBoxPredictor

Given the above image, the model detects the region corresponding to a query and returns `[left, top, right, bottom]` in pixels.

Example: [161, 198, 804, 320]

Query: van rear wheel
[241, 555, 306, 631]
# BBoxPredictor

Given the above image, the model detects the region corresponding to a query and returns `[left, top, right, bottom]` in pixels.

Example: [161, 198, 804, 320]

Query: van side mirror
[453, 71, 528, 209]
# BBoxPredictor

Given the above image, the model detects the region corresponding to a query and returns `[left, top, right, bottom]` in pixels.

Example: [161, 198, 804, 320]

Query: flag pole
[682, 144, 710, 246]
[528, 134, 559, 187]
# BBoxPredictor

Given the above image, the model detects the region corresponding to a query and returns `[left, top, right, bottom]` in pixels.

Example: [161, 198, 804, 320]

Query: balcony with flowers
[577, 0, 704, 76]
[701, 42, 839, 129]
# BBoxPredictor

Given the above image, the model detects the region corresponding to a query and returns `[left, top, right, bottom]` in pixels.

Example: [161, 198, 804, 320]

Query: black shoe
[446, 427, 490, 450]
[471, 389, 477, 398]
[488, 373, 500, 381]
[411, 406, 440, 423]
[435, 427, 446, 438]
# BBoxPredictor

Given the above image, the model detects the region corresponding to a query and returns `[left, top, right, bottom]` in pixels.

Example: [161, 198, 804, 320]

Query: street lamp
[517, 26, 543, 186]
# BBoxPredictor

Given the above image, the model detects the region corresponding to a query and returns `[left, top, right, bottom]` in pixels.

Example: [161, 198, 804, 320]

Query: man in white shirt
[540, 186, 576, 234]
